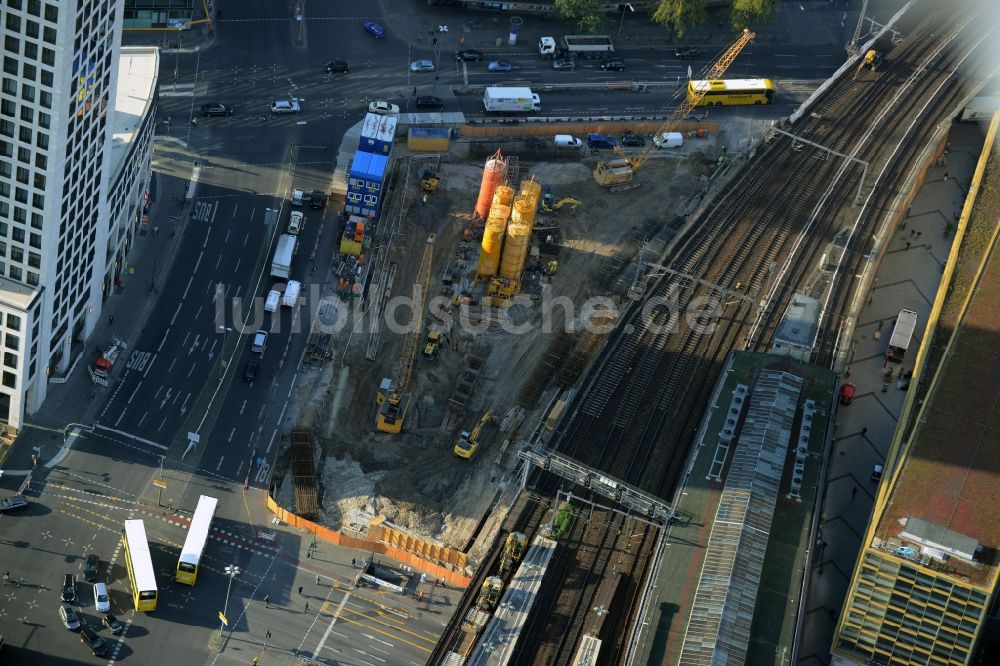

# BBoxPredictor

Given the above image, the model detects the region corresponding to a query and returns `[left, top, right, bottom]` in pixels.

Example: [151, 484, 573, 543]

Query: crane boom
[375, 234, 436, 433]
[593, 28, 756, 188]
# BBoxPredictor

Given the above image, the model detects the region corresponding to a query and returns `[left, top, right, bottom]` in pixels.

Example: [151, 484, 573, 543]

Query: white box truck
[538, 35, 614, 58]
[271, 234, 296, 279]
[483, 87, 541, 113]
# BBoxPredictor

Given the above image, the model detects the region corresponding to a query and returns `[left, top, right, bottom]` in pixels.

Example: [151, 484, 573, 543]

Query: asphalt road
[0, 2, 848, 664]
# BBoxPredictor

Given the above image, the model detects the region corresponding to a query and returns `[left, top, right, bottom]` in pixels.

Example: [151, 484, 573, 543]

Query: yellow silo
[499, 222, 530, 281]
[493, 184, 515, 207]
[477, 203, 510, 278]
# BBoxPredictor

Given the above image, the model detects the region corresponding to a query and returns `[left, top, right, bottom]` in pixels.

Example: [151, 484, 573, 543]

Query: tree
[652, 0, 708, 39]
[729, 0, 778, 29]
[554, 0, 605, 34]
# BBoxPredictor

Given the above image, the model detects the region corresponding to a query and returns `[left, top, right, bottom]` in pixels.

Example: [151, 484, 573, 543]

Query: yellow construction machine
[478, 576, 504, 609]
[375, 234, 436, 433]
[593, 28, 756, 190]
[423, 329, 447, 358]
[453, 410, 492, 458]
[541, 197, 581, 212]
[500, 531, 528, 575]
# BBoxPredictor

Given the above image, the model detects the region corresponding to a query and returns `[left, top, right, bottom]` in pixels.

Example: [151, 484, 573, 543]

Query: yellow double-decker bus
[175, 495, 218, 585]
[688, 78, 776, 106]
[122, 520, 158, 611]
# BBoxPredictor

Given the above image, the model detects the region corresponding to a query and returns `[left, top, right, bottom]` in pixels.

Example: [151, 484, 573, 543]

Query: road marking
[195, 305, 203, 320]
[127, 381, 143, 405]
[189, 334, 201, 355]
[157, 331, 169, 352]
[208, 338, 218, 358]
[266, 429, 277, 454]
[228, 427, 236, 442]
[170, 302, 182, 326]
[180, 392, 191, 414]
[143, 353, 157, 378]
[240, 399, 247, 415]
[236, 460, 244, 479]
[314, 591, 353, 658]
[182, 331, 191, 347]
[158, 417, 168, 432]
[94, 425, 169, 451]
[193, 250, 204, 274]
[137, 411, 147, 428]
[159, 388, 172, 410]
[216, 456, 224, 471]
[244, 232, 249, 246]
[168, 357, 177, 373]
[114, 409, 126, 427]
[183, 275, 194, 300]
[254, 460, 270, 483]
[234, 258, 241, 274]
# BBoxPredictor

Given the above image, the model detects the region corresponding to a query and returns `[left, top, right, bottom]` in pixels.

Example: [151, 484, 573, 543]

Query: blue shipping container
[359, 113, 397, 155]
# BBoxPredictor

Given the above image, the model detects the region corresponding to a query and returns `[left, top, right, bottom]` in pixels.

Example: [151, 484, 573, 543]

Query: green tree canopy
[652, 0, 708, 38]
[729, 0, 777, 29]
[554, 0, 605, 34]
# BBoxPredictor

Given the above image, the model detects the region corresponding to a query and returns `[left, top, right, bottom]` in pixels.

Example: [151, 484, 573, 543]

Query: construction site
[275, 138, 721, 559]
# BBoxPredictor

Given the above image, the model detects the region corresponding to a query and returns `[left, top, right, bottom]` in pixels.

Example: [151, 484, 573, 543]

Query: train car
[688, 78, 776, 106]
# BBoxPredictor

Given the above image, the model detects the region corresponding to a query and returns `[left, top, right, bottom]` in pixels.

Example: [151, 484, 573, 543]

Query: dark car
[308, 190, 327, 210]
[620, 132, 646, 147]
[244, 358, 258, 384]
[415, 95, 444, 110]
[61, 574, 76, 602]
[199, 103, 232, 117]
[552, 58, 576, 71]
[103, 613, 126, 635]
[600, 59, 626, 72]
[80, 625, 107, 657]
[0, 494, 28, 513]
[455, 49, 484, 62]
[325, 60, 349, 74]
[83, 554, 99, 582]
[674, 47, 703, 60]
[59, 604, 81, 631]
[586, 133, 617, 150]
[363, 21, 385, 39]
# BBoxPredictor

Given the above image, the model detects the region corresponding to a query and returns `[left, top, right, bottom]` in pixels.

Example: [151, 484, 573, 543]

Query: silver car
[409, 59, 435, 72]
[270, 100, 301, 114]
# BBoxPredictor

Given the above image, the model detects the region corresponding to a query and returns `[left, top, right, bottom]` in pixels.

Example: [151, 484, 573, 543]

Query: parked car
[553, 135, 583, 149]
[287, 211, 304, 235]
[83, 554, 99, 582]
[363, 21, 385, 39]
[871, 464, 884, 482]
[80, 625, 107, 657]
[488, 61, 512, 72]
[0, 494, 28, 513]
[840, 381, 856, 405]
[102, 613, 126, 635]
[324, 60, 349, 74]
[552, 59, 576, 71]
[653, 131, 684, 149]
[415, 95, 444, 110]
[674, 47, 703, 59]
[368, 100, 400, 115]
[455, 49, 484, 62]
[620, 132, 646, 147]
[244, 358, 259, 384]
[199, 103, 233, 117]
[251, 330, 268, 354]
[59, 604, 81, 631]
[587, 133, 617, 150]
[600, 59, 626, 71]
[61, 574, 76, 603]
[270, 100, 301, 114]
[264, 290, 280, 313]
[93, 582, 110, 613]
[409, 59, 436, 72]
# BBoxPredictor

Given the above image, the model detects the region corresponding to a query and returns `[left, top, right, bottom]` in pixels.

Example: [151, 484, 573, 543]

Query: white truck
[271, 234, 297, 279]
[483, 87, 541, 113]
[538, 35, 614, 58]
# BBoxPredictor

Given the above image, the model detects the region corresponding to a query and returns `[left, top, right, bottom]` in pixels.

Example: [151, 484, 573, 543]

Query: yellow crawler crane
[593, 28, 757, 190]
[375, 234, 436, 433]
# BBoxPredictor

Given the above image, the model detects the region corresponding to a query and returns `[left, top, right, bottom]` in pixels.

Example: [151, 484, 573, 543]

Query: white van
[653, 132, 684, 149]
[553, 134, 582, 149]
[283, 280, 301, 307]
[264, 290, 281, 313]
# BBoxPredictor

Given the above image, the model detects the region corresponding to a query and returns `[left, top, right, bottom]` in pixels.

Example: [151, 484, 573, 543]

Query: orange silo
[474, 151, 508, 222]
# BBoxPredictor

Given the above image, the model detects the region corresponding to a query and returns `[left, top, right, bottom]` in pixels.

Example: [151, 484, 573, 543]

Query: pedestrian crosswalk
[160, 81, 196, 97]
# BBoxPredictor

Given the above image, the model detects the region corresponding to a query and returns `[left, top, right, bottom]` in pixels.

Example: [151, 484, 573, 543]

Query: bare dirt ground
[281, 150, 709, 559]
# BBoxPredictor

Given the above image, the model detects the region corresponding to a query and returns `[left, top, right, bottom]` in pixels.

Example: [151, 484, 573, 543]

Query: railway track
[508, 6, 997, 664]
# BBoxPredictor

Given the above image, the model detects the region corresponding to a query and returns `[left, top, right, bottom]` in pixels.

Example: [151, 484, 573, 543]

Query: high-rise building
[0, 0, 156, 431]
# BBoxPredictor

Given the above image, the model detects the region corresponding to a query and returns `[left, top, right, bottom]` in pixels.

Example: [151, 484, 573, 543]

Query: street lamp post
[618, 3, 634, 37]
[220, 564, 240, 638]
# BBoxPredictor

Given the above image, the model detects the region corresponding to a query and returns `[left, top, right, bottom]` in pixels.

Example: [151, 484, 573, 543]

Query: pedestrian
[412, 86, 417, 97]
[316, 574, 321, 585]
[305, 601, 309, 612]
[882, 382, 889, 393]
[351, 558, 356, 567]
[943, 172, 948, 181]
[916, 231, 922, 239]
[191, 117, 198, 126]
[910, 229, 916, 237]
[153, 225, 159, 236]
[108, 315, 114, 325]
[861, 427, 868, 436]
[298, 585, 303, 596]
[3, 571, 8, 585]
[852, 486, 858, 498]
[898, 366, 904, 379]
[264, 594, 270, 608]
[905, 241, 911, 250]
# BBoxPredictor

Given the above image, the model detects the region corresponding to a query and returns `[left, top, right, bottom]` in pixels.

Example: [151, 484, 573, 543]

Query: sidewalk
[0, 148, 198, 475]
[120, 0, 216, 53]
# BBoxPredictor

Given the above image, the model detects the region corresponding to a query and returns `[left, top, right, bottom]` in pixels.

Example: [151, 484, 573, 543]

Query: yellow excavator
[375, 234, 435, 433]
[453, 410, 492, 458]
[593, 28, 756, 190]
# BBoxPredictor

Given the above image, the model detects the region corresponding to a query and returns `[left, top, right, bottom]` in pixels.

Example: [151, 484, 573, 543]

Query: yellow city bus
[688, 78, 776, 106]
[122, 520, 158, 611]
[175, 495, 218, 585]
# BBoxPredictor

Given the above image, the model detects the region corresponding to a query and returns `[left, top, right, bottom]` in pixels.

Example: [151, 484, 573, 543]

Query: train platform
[626, 115, 992, 665]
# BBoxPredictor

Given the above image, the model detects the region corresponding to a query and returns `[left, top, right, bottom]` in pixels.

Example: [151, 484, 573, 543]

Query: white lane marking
[114, 409, 126, 427]
[195, 305, 203, 320]
[137, 411, 148, 428]
[170, 302, 182, 326]
[157, 331, 168, 352]
[240, 399, 247, 415]
[234, 258, 241, 274]
[216, 456, 224, 471]
[208, 339, 218, 358]
[159, 388, 172, 410]
[127, 381, 143, 405]
[187, 364, 196, 378]
[189, 334, 201, 355]
[180, 392, 191, 414]
[183, 275, 194, 300]
[314, 591, 353, 658]
[182, 331, 191, 347]
[193, 250, 204, 274]
[158, 417, 168, 432]
[168, 357, 177, 373]
[244, 232, 249, 247]
[236, 460, 244, 479]
[143, 354, 157, 379]
[266, 429, 277, 454]
[228, 428, 236, 442]
[93, 425, 169, 451]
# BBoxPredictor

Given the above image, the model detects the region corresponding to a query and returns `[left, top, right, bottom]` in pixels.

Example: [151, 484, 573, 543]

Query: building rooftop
[873, 127, 1000, 588]
[0, 275, 41, 310]
[110, 47, 158, 181]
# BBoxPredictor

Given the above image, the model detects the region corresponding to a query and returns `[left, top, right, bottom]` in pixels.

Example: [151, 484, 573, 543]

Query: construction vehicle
[500, 532, 528, 575]
[375, 234, 436, 433]
[453, 410, 492, 458]
[91, 336, 128, 384]
[420, 169, 439, 192]
[478, 576, 504, 609]
[853, 49, 880, 80]
[593, 28, 756, 190]
[541, 197, 581, 213]
[423, 330, 447, 358]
